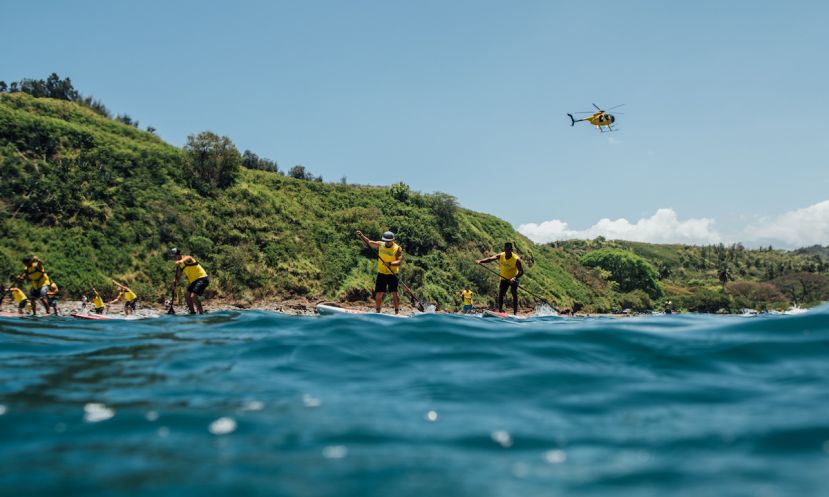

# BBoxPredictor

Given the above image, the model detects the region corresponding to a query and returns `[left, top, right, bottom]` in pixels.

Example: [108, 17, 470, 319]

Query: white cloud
[518, 208, 722, 245]
[742, 200, 829, 247]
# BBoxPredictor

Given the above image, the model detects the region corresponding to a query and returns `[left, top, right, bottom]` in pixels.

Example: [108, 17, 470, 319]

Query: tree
[580, 249, 663, 298]
[717, 263, 733, 287]
[771, 272, 829, 306]
[429, 192, 459, 240]
[116, 114, 138, 128]
[288, 165, 314, 180]
[726, 281, 785, 309]
[389, 182, 411, 202]
[242, 150, 279, 173]
[183, 131, 242, 194]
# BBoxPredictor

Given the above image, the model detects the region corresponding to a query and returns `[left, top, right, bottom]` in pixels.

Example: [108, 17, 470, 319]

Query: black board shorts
[374, 273, 399, 293]
[125, 299, 138, 311]
[29, 285, 48, 300]
[187, 277, 209, 296]
[499, 279, 519, 294]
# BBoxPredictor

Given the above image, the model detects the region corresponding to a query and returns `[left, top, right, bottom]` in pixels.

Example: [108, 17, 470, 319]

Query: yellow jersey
[11, 288, 27, 304]
[178, 258, 208, 283]
[25, 261, 51, 289]
[498, 252, 521, 280]
[122, 288, 137, 302]
[461, 290, 473, 305]
[377, 242, 401, 275]
[93, 294, 105, 309]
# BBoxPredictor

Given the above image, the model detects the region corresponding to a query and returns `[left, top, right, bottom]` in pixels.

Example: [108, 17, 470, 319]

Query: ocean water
[1, 308, 828, 497]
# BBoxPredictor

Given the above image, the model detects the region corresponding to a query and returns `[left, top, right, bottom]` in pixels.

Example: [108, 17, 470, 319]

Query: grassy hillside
[2, 91, 828, 312]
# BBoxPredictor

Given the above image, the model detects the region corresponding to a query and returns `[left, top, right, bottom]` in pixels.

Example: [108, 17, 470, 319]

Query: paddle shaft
[167, 271, 177, 314]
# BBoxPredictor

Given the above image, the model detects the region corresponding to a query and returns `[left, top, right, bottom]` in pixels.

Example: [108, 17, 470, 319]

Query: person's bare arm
[513, 259, 525, 282]
[476, 254, 499, 264]
[356, 231, 380, 249]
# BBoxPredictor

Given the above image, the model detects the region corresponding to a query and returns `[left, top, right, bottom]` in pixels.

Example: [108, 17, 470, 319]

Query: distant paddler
[7, 286, 31, 315]
[476, 242, 524, 315]
[16, 256, 51, 316]
[356, 230, 404, 314]
[459, 287, 474, 313]
[90, 287, 107, 315]
[46, 281, 60, 315]
[109, 280, 138, 316]
[170, 248, 209, 315]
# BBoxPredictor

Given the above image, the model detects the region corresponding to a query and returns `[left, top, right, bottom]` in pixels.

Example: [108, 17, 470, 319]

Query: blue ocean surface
[1, 308, 829, 496]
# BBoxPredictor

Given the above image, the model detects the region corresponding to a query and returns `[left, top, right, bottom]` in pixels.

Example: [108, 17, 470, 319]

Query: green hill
[2, 87, 828, 312]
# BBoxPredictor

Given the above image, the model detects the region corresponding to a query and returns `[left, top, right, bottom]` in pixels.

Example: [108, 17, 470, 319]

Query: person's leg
[498, 281, 508, 312]
[392, 292, 400, 314]
[39, 286, 49, 314]
[184, 291, 196, 313]
[511, 283, 519, 315]
[374, 274, 387, 313]
[192, 292, 204, 314]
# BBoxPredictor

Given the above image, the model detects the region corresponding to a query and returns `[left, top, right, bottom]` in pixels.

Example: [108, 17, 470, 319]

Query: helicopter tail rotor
[567, 113, 576, 126]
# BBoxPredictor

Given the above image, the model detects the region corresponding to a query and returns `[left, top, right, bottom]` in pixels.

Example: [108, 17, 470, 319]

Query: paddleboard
[70, 312, 117, 320]
[0, 311, 25, 318]
[316, 303, 408, 318]
[482, 309, 521, 319]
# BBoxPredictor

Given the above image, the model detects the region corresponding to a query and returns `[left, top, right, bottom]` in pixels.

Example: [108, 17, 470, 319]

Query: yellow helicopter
[567, 103, 625, 132]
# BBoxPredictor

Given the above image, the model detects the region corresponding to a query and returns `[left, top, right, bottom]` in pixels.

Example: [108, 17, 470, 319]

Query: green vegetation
[2, 78, 828, 313]
[554, 239, 829, 312]
[580, 248, 663, 298]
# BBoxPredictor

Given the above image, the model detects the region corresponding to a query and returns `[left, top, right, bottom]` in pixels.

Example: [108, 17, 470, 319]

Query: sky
[2, 1, 828, 248]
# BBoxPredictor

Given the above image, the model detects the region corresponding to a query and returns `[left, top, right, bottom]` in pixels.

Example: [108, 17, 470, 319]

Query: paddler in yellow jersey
[356, 230, 403, 314]
[170, 248, 209, 315]
[91, 287, 107, 315]
[459, 287, 474, 313]
[109, 280, 139, 316]
[7, 287, 31, 315]
[16, 256, 51, 316]
[46, 281, 60, 315]
[476, 242, 524, 315]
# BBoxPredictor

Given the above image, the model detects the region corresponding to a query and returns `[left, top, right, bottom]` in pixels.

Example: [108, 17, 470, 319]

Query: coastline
[1, 297, 625, 318]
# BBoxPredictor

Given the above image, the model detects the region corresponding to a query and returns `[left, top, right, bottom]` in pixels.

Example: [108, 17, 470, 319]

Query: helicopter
[567, 103, 624, 132]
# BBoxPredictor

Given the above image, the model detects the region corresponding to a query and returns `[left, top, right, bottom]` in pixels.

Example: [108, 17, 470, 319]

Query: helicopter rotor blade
[606, 104, 626, 110]
[592, 103, 602, 111]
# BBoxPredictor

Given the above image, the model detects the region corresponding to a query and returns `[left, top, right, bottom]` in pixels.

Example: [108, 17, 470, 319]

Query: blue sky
[3, 1, 828, 247]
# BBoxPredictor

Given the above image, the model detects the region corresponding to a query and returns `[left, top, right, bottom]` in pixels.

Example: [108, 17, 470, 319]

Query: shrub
[580, 249, 663, 298]
[183, 131, 241, 194]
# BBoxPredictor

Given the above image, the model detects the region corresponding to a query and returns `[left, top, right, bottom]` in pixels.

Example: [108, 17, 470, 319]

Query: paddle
[474, 260, 557, 309]
[167, 274, 177, 315]
[358, 236, 428, 312]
